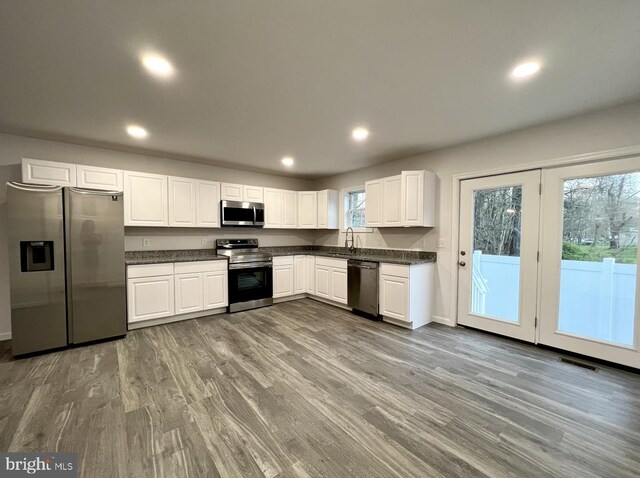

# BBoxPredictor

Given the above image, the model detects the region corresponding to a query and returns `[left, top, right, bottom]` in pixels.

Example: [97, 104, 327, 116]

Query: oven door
[228, 263, 273, 309]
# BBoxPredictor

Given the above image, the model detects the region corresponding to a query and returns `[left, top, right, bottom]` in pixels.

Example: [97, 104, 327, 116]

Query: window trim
[342, 185, 373, 233]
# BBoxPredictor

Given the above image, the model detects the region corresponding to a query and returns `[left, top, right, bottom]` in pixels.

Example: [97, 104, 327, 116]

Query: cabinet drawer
[127, 263, 174, 278]
[315, 257, 347, 269]
[380, 263, 409, 278]
[273, 255, 294, 266]
[174, 260, 227, 274]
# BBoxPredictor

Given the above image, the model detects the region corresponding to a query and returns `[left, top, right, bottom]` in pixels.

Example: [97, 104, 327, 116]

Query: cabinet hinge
[539, 183, 542, 195]
[535, 317, 538, 327]
[536, 251, 540, 262]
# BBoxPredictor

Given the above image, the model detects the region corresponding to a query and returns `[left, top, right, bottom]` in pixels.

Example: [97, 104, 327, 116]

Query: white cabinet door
[169, 177, 197, 227]
[317, 189, 339, 229]
[330, 268, 348, 304]
[365, 179, 383, 227]
[221, 183, 243, 201]
[380, 275, 409, 322]
[305, 256, 316, 294]
[282, 190, 298, 228]
[127, 275, 175, 323]
[294, 256, 306, 294]
[383, 175, 402, 227]
[315, 265, 331, 299]
[22, 158, 77, 187]
[77, 165, 123, 191]
[196, 180, 220, 228]
[124, 171, 169, 226]
[401, 170, 436, 227]
[243, 185, 264, 203]
[273, 265, 294, 298]
[175, 273, 204, 314]
[263, 188, 282, 228]
[204, 270, 228, 309]
[297, 191, 317, 228]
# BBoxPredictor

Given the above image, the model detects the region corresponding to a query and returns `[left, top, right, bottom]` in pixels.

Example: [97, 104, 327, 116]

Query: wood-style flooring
[1, 299, 639, 477]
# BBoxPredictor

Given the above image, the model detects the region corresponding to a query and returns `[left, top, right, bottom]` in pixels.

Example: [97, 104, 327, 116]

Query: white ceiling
[1, 1, 640, 178]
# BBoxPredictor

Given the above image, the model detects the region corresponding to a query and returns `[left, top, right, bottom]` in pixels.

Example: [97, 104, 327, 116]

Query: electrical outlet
[142, 238, 151, 248]
[416, 239, 425, 247]
[201, 238, 209, 246]
[437, 238, 446, 248]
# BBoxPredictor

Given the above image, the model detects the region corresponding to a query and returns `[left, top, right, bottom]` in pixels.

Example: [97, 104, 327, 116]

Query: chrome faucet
[345, 227, 356, 253]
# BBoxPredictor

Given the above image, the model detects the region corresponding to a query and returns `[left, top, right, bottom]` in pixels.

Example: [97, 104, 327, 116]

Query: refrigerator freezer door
[65, 187, 126, 343]
[7, 182, 68, 355]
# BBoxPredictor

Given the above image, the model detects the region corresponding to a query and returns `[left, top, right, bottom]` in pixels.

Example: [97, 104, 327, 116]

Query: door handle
[459, 261, 466, 267]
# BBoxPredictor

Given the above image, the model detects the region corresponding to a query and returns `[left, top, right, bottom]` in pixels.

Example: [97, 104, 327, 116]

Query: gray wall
[311, 99, 640, 325]
[0, 133, 315, 339]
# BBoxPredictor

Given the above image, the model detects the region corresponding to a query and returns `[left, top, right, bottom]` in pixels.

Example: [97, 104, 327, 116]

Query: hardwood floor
[1, 299, 639, 477]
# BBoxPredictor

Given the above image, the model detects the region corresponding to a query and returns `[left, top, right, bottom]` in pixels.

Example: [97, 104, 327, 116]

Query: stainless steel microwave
[220, 200, 265, 227]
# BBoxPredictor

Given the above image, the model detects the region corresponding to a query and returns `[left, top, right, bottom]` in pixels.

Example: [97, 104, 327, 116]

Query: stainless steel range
[216, 239, 273, 312]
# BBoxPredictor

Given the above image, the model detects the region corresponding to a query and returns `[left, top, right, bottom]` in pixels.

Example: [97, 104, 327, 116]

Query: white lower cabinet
[315, 265, 331, 299]
[294, 255, 306, 294]
[175, 273, 204, 314]
[379, 262, 434, 329]
[273, 256, 295, 298]
[127, 264, 175, 323]
[314, 257, 347, 303]
[127, 260, 227, 327]
[305, 256, 316, 294]
[204, 270, 227, 309]
[330, 267, 348, 304]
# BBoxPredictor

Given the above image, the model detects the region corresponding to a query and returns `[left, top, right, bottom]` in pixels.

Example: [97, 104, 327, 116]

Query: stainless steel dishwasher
[347, 260, 381, 320]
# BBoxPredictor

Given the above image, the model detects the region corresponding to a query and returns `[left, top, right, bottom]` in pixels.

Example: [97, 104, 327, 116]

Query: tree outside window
[346, 189, 366, 228]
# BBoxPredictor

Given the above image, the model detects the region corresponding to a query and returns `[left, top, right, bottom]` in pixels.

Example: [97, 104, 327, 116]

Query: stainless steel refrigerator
[7, 182, 126, 356]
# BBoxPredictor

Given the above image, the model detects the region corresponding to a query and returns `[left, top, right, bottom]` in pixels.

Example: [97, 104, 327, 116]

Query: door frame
[449, 145, 640, 329]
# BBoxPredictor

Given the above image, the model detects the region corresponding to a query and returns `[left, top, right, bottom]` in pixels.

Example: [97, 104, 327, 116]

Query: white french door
[539, 158, 640, 368]
[457, 170, 541, 342]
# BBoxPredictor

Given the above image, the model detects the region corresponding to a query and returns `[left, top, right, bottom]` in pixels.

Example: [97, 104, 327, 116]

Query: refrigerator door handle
[68, 187, 123, 196]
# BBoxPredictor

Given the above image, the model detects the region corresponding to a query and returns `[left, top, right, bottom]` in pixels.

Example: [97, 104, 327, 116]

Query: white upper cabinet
[196, 180, 220, 228]
[297, 191, 318, 229]
[365, 179, 383, 227]
[221, 183, 244, 201]
[265, 188, 299, 229]
[282, 190, 298, 228]
[22, 158, 77, 187]
[76, 164, 123, 191]
[365, 171, 435, 228]
[221, 183, 264, 202]
[243, 185, 264, 203]
[169, 177, 197, 227]
[124, 171, 169, 226]
[383, 175, 402, 226]
[317, 189, 339, 229]
[263, 188, 282, 228]
[401, 170, 436, 227]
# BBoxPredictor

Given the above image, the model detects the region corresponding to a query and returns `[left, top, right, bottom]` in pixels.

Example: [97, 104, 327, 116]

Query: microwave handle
[253, 205, 257, 225]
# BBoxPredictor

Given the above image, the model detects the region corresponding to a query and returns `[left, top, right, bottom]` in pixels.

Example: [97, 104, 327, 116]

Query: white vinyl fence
[472, 251, 637, 345]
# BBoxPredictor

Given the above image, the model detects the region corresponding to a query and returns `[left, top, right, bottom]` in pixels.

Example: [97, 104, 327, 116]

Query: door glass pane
[559, 172, 639, 345]
[471, 186, 522, 322]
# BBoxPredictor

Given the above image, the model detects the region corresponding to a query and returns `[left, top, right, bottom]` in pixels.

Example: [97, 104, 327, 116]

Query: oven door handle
[229, 262, 273, 270]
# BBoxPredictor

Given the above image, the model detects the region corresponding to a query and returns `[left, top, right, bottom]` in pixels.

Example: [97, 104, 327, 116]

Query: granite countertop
[125, 250, 227, 265]
[126, 246, 436, 266]
[263, 246, 436, 265]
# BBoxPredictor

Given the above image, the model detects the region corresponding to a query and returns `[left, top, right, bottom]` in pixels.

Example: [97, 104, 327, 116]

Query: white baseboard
[0, 331, 11, 342]
[431, 315, 455, 326]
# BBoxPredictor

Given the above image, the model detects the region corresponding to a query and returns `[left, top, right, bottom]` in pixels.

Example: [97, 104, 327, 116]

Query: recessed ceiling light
[126, 124, 148, 139]
[352, 127, 370, 142]
[281, 156, 295, 167]
[510, 61, 541, 80]
[141, 54, 174, 78]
